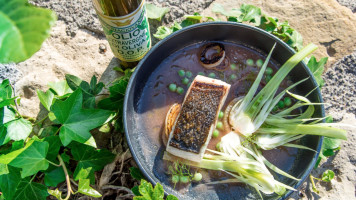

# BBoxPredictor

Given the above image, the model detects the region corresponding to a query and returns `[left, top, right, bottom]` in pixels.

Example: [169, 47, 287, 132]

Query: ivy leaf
[307, 56, 328, 87]
[321, 170, 335, 182]
[78, 179, 102, 198]
[137, 180, 154, 199]
[212, 3, 241, 17]
[65, 74, 98, 108]
[74, 166, 95, 184]
[0, 163, 9, 175]
[132, 185, 140, 196]
[60, 151, 70, 164]
[9, 140, 49, 178]
[0, 138, 35, 164]
[0, 166, 21, 200]
[70, 142, 115, 179]
[48, 80, 73, 97]
[47, 188, 62, 200]
[0, 79, 16, 107]
[167, 195, 179, 200]
[286, 30, 303, 51]
[153, 26, 173, 40]
[130, 167, 145, 181]
[134, 180, 170, 200]
[146, 3, 169, 21]
[12, 177, 49, 200]
[152, 183, 164, 200]
[37, 89, 55, 111]
[51, 89, 114, 146]
[44, 166, 65, 187]
[0, 106, 16, 124]
[1, 118, 32, 145]
[0, 0, 56, 63]
[98, 68, 133, 111]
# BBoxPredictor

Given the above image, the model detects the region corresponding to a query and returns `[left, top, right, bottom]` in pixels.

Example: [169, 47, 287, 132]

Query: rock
[0, 63, 22, 85]
[336, 0, 356, 12]
[30, 0, 104, 36]
[15, 21, 115, 117]
[202, 0, 356, 68]
[322, 51, 356, 121]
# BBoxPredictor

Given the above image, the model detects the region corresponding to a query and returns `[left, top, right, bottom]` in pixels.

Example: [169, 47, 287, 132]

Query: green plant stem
[33, 116, 48, 126]
[310, 175, 319, 194]
[57, 155, 72, 200]
[29, 173, 37, 183]
[47, 160, 61, 167]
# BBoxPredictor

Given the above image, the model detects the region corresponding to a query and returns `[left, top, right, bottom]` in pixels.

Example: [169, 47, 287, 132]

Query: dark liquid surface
[136, 41, 298, 198]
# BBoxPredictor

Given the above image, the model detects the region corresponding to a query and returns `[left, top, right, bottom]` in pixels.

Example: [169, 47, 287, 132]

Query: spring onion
[229, 43, 318, 136]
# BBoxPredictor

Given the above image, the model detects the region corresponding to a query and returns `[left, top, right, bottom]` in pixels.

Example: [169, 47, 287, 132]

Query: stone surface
[323, 51, 356, 121]
[15, 21, 116, 117]
[0, 63, 22, 85]
[336, 0, 356, 12]
[202, 0, 356, 69]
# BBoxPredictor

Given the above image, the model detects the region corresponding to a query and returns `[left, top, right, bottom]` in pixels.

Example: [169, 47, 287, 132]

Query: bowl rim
[123, 21, 324, 199]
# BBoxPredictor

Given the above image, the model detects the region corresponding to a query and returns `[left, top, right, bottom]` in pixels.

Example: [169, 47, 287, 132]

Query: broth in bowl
[136, 41, 298, 196]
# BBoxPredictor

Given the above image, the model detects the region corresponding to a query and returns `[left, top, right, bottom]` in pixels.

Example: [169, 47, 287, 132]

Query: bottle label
[94, 0, 151, 62]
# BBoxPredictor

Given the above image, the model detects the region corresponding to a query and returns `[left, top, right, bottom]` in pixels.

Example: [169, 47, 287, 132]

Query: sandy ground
[1, 0, 355, 199]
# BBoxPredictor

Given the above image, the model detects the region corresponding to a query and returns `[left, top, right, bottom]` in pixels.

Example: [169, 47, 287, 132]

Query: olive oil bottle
[92, 0, 151, 68]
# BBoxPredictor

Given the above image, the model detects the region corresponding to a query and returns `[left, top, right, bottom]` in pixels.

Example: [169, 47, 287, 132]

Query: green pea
[265, 75, 272, 83]
[218, 111, 224, 119]
[171, 175, 179, 184]
[182, 77, 189, 85]
[212, 129, 219, 138]
[230, 74, 237, 81]
[216, 121, 223, 130]
[168, 83, 177, 92]
[277, 100, 285, 109]
[178, 69, 185, 77]
[256, 59, 263, 68]
[192, 172, 202, 182]
[284, 97, 292, 106]
[180, 176, 189, 184]
[208, 72, 216, 78]
[186, 71, 193, 78]
[216, 142, 221, 151]
[246, 59, 254, 66]
[176, 87, 184, 95]
[198, 72, 205, 76]
[265, 67, 273, 75]
[230, 63, 237, 70]
[272, 105, 278, 112]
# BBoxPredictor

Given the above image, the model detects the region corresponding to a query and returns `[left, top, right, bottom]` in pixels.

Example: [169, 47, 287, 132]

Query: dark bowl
[124, 22, 324, 200]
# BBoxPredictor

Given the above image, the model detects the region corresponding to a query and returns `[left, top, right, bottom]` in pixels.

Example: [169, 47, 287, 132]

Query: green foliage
[70, 142, 115, 180]
[146, 3, 170, 21]
[98, 67, 134, 132]
[9, 139, 49, 178]
[307, 56, 328, 87]
[77, 178, 102, 197]
[321, 170, 335, 182]
[44, 166, 66, 187]
[134, 180, 164, 200]
[51, 89, 114, 146]
[13, 178, 49, 200]
[0, 75, 123, 200]
[153, 3, 303, 52]
[130, 167, 145, 181]
[0, 0, 56, 63]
